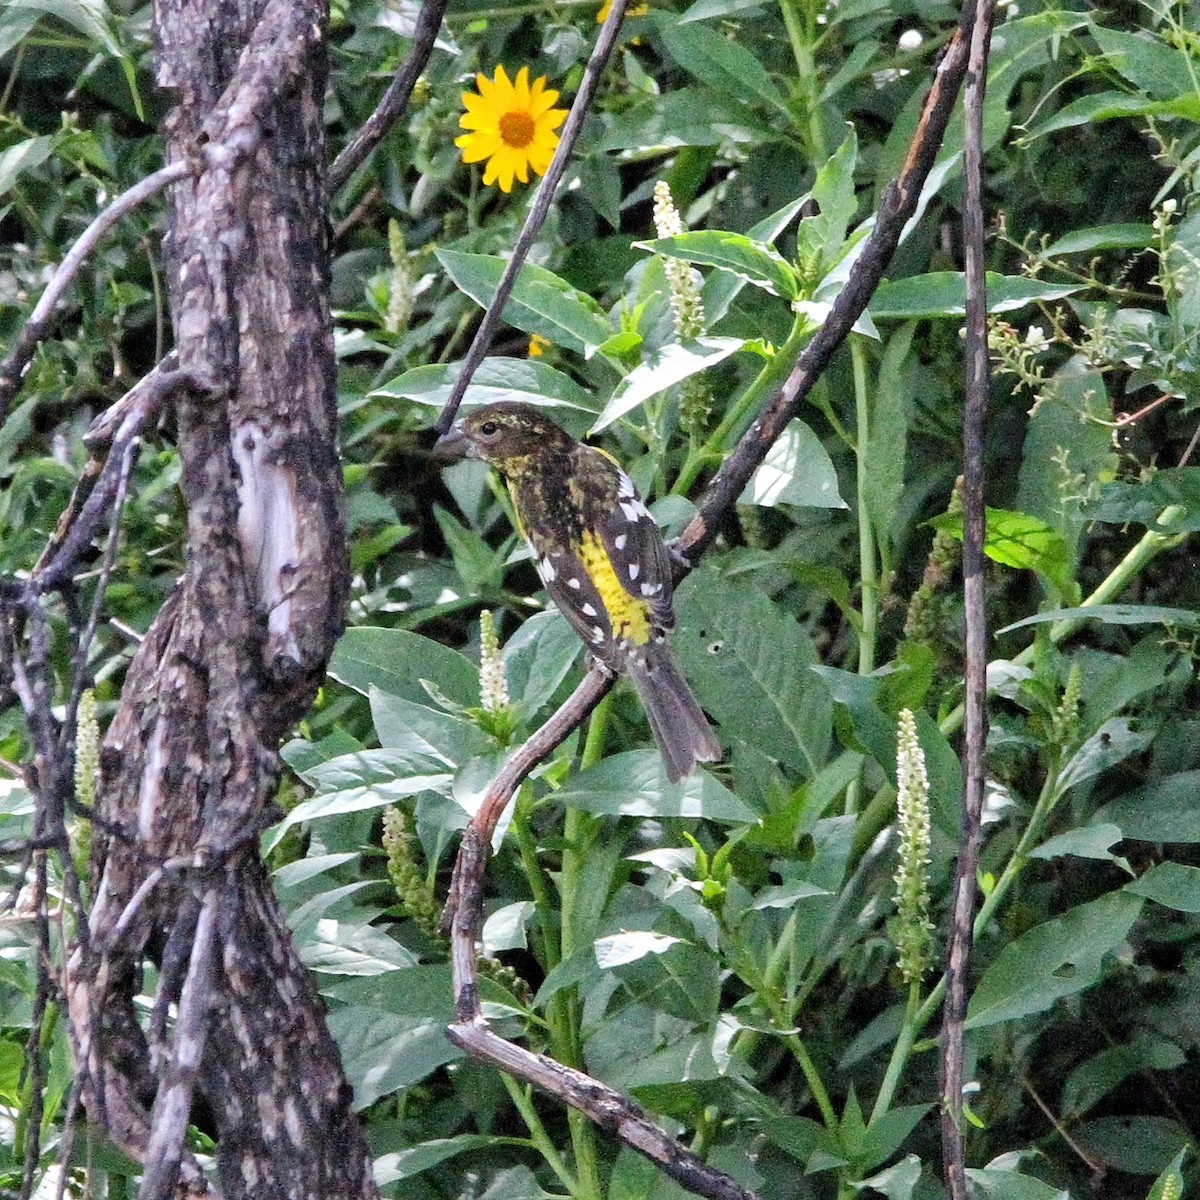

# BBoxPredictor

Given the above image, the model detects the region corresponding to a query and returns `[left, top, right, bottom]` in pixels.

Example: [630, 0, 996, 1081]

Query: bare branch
[0, 162, 191, 422]
[681, 7, 980, 561]
[434, 0, 631, 435]
[940, 2, 998, 1195]
[329, 0, 450, 193]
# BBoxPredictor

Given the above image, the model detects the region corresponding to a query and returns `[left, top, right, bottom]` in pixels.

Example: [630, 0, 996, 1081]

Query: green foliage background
[2, 0, 1200, 1197]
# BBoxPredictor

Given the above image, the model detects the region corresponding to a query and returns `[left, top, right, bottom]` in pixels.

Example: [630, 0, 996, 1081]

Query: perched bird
[435, 402, 720, 781]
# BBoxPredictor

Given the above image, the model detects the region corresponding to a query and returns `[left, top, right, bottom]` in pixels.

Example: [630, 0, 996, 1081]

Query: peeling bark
[63, 0, 374, 1195]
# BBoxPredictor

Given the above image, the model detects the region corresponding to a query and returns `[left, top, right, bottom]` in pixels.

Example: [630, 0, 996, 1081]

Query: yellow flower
[528, 333, 551, 357]
[597, 1, 650, 19]
[456, 66, 567, 193]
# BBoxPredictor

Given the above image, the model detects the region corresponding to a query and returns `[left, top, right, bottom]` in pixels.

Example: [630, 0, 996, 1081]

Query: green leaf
[673, 569, 832, 776]
[368, 690, 493, 767]
[374, 1136, 507, 1186]
[501, 609, 581, 716]
[555, 750, 756, 823]
[296, 918, 417, 977]
[0, 136, 54, 200]
[855, 1105, 932, 1173]
[635, 231, 799, 298]
[437, 250, 611, 355]
[1086, 468, 1200, 531]
[1043, 223, 1154, 256]
[1127, 862, 1200, 912]
[1029, 824, 1131, 875]
[654, 12, 788, 112]
[1147, 1147, 1188, 1200]
[1098, 772, 1200, 842]
[593, 930, 683, 968]
[329, 627, 481, 708]
[275, 751, 452, 833]
[373, 357, 598, 415]
[591, 337, 747, 433]
[1092, 27, 1198, 100]
[998, 603, 1200, 635]
[869, 272, 1082, 319]
[1061, 1033, 1185, 1119]
[799, 129, 859, 273]
[863, 322, 915, 552]
[1025, 90, 1200, 141]
[964, 1169, 1070, 1200]
[1075, 1116, 1189, 1176]
[1057, 717, 1154, 791]
[929, 507, 1074, 598]
[327, 1006, 461, 1107]
[739, 419, 847, 509]
[965, 891, 1142, 1028]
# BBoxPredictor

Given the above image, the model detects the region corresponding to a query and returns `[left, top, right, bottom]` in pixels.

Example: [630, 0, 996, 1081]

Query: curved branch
[329, 0, 450, 193]
[0, 162, 191, 422]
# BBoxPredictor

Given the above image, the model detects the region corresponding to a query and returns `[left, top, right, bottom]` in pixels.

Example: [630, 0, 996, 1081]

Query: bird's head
[434, 402, 575, 474]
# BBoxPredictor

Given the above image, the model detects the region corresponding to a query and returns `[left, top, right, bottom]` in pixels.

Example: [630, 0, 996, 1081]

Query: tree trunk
[64, 0, 376, 1194]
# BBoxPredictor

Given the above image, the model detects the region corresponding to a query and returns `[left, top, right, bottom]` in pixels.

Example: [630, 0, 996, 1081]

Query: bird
[434, 401, 720, 781]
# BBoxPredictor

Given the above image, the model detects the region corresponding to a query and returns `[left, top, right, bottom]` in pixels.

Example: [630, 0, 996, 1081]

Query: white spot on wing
[619, 500, 648, 522]
[591, 626, 606, 644]
[614, 533, 627, 550]
[581, 603, 598, 617]
[568, 577, 582, 590]
[618, 473, 637, 499]
[628, 563, 640, 580]
[540, 557, 557, 581]
[640, 582, 657, 596]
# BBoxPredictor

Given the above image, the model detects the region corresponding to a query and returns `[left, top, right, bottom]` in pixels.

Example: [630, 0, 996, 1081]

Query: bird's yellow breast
[578, 531, 651, 645]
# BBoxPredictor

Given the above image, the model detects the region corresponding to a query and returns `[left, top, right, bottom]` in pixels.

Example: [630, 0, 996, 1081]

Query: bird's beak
[433, 425, 473, 462]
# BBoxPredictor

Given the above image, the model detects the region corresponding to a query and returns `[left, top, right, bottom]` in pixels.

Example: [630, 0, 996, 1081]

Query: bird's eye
[479, 420, 499, 436]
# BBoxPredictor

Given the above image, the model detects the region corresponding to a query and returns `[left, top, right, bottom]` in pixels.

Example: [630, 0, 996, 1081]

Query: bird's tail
[625, 640, 721, 783]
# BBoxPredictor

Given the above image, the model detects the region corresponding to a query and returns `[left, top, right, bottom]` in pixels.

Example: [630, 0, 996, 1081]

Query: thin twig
[940, 1, 998, 1195]
[0, 162, 191, 422]
[329, 0, 450, 193]
[139, 885, 220, 1200]
[434, 0, 630, 435]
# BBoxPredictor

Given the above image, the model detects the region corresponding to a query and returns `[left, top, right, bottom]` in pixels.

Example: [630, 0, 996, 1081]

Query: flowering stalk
[385, 219, 412, 335]
[892, 708, 934, 984]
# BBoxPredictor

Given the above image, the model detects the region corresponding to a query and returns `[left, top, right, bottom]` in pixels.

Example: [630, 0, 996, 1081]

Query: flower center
[499, 110, 536, 149]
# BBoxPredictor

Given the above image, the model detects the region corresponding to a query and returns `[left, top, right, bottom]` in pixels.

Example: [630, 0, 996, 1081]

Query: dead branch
[940, 0, 999, 1194]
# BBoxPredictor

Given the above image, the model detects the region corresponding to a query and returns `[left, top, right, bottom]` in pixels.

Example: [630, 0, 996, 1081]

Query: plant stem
[852, 335, 878, 678]
[779, 0, 829, 161]
[869, 980, 923, 1125]
[501, 1074, 581, 1197]
[672, 313, 812, 497]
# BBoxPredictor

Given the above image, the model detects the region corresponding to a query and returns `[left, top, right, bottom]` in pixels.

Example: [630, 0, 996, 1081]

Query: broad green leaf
[1127, 862, 1200, 912]
[1044, 223, 1154, 256]
[1016, 361, 1117, 562]
[329, 627, 480, 708]
[1026, 90, 1200, 141]
[1029, 824, 1131, 874]
[855, 1104, 932, 1174]
[373, 357, 598, 415]
[655, 12, 788, 112]
[297, 918, 417, 976]
[593, 931, 682, 968]
[374, 1136, 511, 1186]
[437, 250, 611, 355]
[327, 1006, 461, 1107]
[591, 337, 746, 432]
[0, 8, 39, 58]
[869, 272, 1081, 319]
[0, 136, 54, 200]
[635, 231, 799, 298]
[1092, 27, 1198, 99]
[673, 569, 832, 776]
[864, 322, 915, 551]
[799, 129, 859, 272]
[275, 751, 452, 832]
[1062, 1033, 1185, 1119]
[555, 750, 756, 823]
[930, 507, 1073, 597]
[368, 690, 493, 767]
[998, 604, 1200, 635]
[965, 891, 1142, 1028]
[1099, 771, 1200, 842]
[1057, 717, 1154, 791]
[856, 1156, 922, 1200]
[501, 609, 581, 716]
[1086, 468, 1200, 531]
[964, 1169, 1070, 1200]
[1075, 1116, 1189, 1175]
[739, 419, 847, 509]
